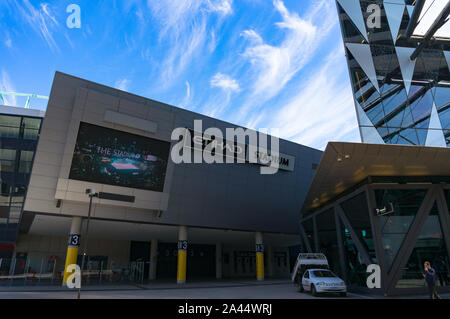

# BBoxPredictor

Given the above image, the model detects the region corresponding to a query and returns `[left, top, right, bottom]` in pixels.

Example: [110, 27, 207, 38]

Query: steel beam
[386, 186, 437, 294]
[410, 1, 450, 60]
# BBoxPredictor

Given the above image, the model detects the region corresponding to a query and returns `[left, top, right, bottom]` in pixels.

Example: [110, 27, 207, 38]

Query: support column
[266, 245, 273, 278]
[216, 243, 222, 280]
[62, 217, 82, 286]
[149, 239, 158, 280]
[255, 232, 264, 281]
[177, 226, 188, 284]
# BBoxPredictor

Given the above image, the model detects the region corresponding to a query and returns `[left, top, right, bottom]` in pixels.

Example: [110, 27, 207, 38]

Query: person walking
[423, 261, 441, 299]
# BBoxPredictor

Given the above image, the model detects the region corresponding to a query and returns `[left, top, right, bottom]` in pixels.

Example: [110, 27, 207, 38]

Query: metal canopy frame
[409, 1, 450, 60]
[300, 180, 450, 296]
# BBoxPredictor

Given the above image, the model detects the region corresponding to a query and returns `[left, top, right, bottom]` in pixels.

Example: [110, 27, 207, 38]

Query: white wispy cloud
[114, 79, 131, 91]
[253, 45, 360, 150]
[147, 0, 234, 88]
[210, 73, 241, 92]
[181, 81, 193, 109]
[207, 0, 233, 16]
[0, 70, 17, 106]
[12, 0, 60, 52]
[238, 0, 336, 116]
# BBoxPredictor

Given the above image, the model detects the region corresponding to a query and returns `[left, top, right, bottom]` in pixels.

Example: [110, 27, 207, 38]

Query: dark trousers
[428, 283, 441, 299]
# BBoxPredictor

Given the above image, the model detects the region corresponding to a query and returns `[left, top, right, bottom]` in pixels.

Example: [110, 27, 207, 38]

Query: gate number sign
[178, 240, 188, 251]
[68, 234, 81, 247]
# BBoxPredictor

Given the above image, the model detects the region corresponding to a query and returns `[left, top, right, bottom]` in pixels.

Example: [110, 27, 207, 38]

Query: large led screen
[69, 122, 170, 192]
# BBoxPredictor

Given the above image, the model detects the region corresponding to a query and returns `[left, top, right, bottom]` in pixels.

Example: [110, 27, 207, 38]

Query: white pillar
[149, 239, 158, 280]
[216, 243, 222, 280]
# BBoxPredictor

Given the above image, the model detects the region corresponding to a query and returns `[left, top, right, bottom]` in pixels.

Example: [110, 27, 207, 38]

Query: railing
[0, 257, 147, 287]
[0, 92, 48, 109]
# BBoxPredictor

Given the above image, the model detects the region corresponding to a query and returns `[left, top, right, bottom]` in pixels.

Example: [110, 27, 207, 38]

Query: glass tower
[336, 0, 450, 146]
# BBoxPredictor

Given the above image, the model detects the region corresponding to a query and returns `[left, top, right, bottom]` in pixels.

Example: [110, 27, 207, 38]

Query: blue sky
[0, 0, 360, 150]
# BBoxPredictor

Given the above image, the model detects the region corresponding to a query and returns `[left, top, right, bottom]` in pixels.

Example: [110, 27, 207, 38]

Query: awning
[301, 142, 450, 214]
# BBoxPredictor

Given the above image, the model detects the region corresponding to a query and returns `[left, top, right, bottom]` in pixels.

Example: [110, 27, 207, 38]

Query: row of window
[0, 115, 40, 140]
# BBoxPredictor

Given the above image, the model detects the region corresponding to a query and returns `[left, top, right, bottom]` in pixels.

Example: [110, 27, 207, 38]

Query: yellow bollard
[62, 217, 82, 285]
[177, 226, 188, 284]
[255, 232, 264, 281]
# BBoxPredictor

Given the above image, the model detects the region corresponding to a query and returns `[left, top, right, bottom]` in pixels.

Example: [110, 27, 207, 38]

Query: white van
[291, 253, 347, 296]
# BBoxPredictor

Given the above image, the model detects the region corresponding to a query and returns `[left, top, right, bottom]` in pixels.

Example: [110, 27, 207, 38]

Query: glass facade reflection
[0, 113, 42, 244]
[396, 203, 449, 288]
[301, 184, 450, 295]
[316, 209, 342, 277]
[337, 0, 450, 146]
[375, 189, 427, 271]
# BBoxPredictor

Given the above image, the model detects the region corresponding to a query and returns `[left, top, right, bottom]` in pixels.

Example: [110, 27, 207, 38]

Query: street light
[77, 188, 98, 299]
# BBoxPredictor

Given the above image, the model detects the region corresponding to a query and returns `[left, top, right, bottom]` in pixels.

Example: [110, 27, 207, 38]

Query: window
[0, 149, 16, 172]
[316, 208, 342, 277]
[375, 189, 427, 271]
[341, 193, 376, 262]
[395, 203, 450, 288]
[18, 151, 34, 173]
[312, 270, 336, 278]
[0, 115, 20, 138]
[302, 218, 315, 251]
[22, 118, 41, 140]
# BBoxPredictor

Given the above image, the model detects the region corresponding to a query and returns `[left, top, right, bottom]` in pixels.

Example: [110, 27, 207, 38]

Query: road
[0, 282, 372, 299]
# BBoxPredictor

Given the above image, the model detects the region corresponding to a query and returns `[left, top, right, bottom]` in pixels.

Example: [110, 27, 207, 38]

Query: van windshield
[312, 270, 336, 278]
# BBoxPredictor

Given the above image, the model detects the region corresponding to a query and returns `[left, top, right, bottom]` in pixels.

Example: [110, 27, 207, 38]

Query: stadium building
[0, 72, 322, 284]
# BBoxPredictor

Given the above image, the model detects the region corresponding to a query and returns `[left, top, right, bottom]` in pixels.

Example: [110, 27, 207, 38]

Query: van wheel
[311, 285, 318, 297]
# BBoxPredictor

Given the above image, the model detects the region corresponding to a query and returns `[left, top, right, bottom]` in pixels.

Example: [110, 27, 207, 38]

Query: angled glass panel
[340, 218, 368, 287]
[302, 218, 315, 252]
[398, 128, 420, 145]
[337, 1, 366, 44]
[375, 189, 428, 272]
[409, 88, 433, 129]
[316, 209, 342, 277]
[395, 203, 450, 289]
[341, 192, 376, 262]
[417, 128, 429, 146]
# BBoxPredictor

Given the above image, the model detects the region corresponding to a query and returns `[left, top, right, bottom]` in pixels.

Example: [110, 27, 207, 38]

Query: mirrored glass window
[375, 189, 427, 271]
[316, 209, 342, 277]
[395, 203, 450, 289]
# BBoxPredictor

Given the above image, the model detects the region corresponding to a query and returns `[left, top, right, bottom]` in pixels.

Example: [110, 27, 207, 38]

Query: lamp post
[77, 189, 98, 299]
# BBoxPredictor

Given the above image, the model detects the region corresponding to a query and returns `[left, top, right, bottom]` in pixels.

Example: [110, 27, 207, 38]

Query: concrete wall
[24, 72, 322, 235]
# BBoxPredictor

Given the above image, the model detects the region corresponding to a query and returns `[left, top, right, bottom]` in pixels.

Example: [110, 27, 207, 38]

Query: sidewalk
[0, 278, 292, 293]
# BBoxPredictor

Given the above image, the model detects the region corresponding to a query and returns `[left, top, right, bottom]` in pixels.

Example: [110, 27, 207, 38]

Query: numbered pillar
[255, 232, 264, 281]
[216, 243, 222, 280]
[177, 226, 188, 284]
[62, 216, 82, 286]
[149, 239, 158, 280]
